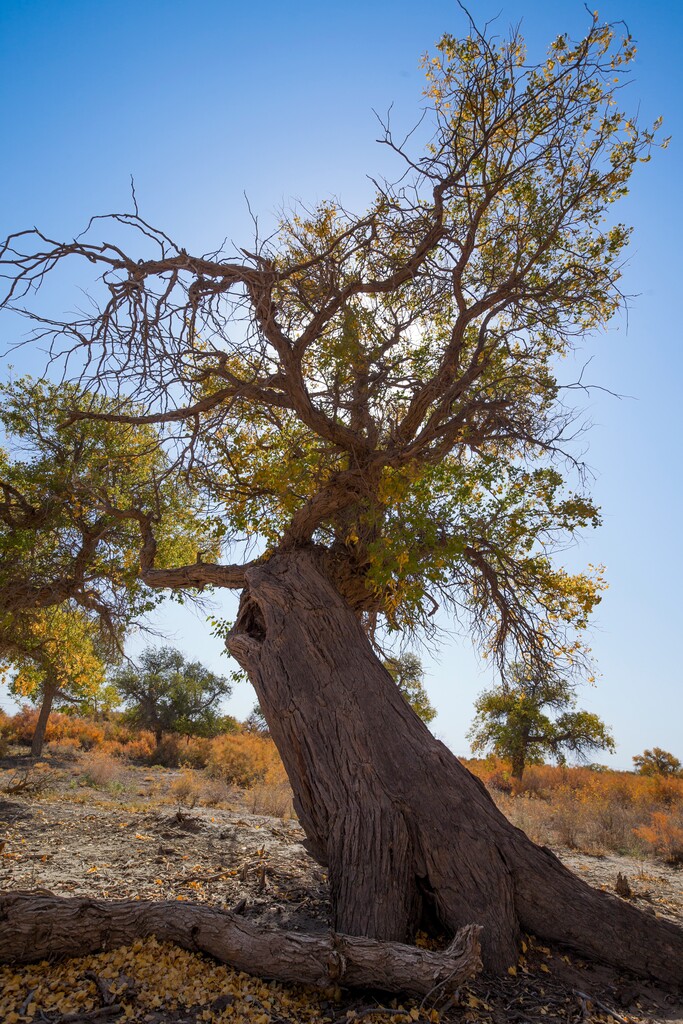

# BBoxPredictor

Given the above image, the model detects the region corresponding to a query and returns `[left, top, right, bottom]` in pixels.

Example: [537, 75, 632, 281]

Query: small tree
[633, 747, 682, 777]
[112, 646, 233, 744]
[384, 653, 436, 725]
[468, 662, 615, 780]
[2, 606, 109, 756]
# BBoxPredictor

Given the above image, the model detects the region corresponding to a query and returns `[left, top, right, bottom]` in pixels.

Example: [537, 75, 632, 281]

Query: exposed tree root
[0, 892, 482, 995]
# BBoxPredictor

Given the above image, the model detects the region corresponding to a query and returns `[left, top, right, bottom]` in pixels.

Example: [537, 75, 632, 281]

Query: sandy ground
[1, 758, 682, 1023]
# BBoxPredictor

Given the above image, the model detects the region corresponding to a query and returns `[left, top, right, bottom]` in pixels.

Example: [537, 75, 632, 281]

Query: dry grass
[170, 767, 203, 808]
[250, 780, 295, 819]
[78, 751, 125, 792]
[462, 758, 683, 859]
[3, 708, 681, 856]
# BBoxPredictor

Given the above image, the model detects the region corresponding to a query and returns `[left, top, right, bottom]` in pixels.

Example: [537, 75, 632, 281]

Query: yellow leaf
[507, 965, 517, 976]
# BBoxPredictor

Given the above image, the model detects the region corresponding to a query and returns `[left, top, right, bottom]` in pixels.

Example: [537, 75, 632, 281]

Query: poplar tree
[2, 15, 680, 982]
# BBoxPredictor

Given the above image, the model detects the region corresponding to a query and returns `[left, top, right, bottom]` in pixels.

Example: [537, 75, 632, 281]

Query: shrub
[148, 733, 214, 769]
[79, 751, 123, 790]
[633, 811, 683, 864]
[45, 738, 81, 760]
[6, 707, 105, 749]
[2, 762, 57, 796]
[250, 780, 295, 819]
[170, 767, 202, 808]
[463, 756, 683, 859]
[207, 733, 285, 788]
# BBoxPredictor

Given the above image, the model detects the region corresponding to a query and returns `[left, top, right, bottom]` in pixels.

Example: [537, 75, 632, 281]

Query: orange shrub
[99, 732, 157, 761]
[207, 732, 285, 788]
[461, 756, 683, 859]
[45, 737, 81, 760]
[7, 707, 105, 749]
[633, 811, 683, 864]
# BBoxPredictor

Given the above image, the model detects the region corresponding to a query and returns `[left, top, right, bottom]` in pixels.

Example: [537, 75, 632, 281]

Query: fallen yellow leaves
[0, 936, 439, 1024]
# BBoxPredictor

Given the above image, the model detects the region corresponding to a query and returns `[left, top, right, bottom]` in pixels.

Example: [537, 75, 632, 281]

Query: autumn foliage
[463, 757, 683, 862]
[1, 705, 680, 866]
[1, 707, 286, 787]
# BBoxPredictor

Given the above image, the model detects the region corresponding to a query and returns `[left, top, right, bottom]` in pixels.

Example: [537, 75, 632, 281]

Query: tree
[467, 662, 614, 780]
[0, 377, 215, 754]
[384, 652, 436, 725]
[2, 606, 107, 756]
[633, 747, 682, 777]
[112, 646, 233, 744]
[2, 14, 681, 984]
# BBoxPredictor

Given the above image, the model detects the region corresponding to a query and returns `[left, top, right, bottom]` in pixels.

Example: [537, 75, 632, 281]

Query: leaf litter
[1, 763, 682, 1023]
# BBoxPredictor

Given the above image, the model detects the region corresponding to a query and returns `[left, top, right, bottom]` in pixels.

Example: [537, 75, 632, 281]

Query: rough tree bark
[226, 548, 683, 988]
[0, 893, 481, 995]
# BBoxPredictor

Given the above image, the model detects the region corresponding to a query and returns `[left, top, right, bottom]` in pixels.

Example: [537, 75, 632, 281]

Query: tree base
[0, 892, 481, 995]
[226, 549, 683, 989]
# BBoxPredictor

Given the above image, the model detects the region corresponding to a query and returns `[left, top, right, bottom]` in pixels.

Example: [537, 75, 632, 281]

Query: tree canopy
[633, 747, 682, 777]
[0, 15, 661, 682]
[0, 377, 214, 633]
[384, 652, 436, 725]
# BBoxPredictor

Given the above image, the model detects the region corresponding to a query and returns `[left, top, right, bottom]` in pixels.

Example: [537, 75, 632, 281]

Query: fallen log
[0, 892, 482, 996]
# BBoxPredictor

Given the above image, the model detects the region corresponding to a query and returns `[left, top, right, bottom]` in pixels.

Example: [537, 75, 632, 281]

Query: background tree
[2, 15, 681, 983]
[112, 646, 233, 744]
[1, 606, 107, 756]
[0, 377, 216, 754]
[633, 747, 682, 777]
[467, 662, 615, 780]
[244, 702, 270, 736]
[384, 652, 436, 725]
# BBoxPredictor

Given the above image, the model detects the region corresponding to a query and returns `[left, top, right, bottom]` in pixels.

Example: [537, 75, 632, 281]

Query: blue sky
[1, 0, 681, 767]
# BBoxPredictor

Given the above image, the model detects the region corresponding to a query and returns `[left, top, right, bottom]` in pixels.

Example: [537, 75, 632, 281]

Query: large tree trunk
[0, 893, 481, 995]
[31, 680, 57, 757]
[227, 548, 683, 988]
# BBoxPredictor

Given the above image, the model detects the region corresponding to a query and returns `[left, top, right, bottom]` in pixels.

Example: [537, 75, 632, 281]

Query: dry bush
[0, 709, 11, 755]
[7, 708, 105, 749]
[45, 737, 82, 760]
[464, 757, 683, 860]
[250, 780, 295, 819]
[79, 751, 124, 791]
[149, 734, 213, 769]
[1, 762, 58, 796]
[175, 735, 213, 769]
[170, 767, 202, 808]
[494, 792, 554, 845]
[199, 776, 234, 807]
[634, 811, 683, 864]
[100, 732, 157, 761]
[207, 732, 285, 788]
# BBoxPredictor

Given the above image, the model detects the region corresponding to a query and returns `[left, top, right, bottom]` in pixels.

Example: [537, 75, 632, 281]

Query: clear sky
[1, 0, 681, 768]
